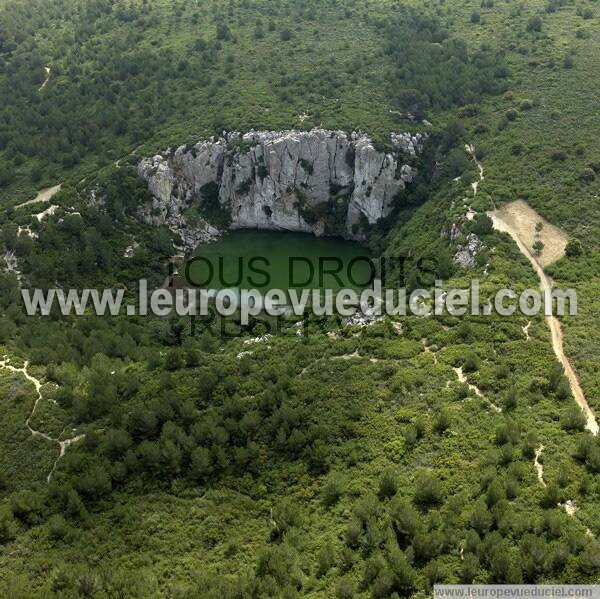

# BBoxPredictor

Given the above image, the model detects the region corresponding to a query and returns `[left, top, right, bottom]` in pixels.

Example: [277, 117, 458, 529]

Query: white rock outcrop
[454, 233, 482, 269]
[138, 129, 423, 250]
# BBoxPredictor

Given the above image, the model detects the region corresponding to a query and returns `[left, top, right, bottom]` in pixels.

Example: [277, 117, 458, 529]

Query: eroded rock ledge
[138, 129, 424, 251]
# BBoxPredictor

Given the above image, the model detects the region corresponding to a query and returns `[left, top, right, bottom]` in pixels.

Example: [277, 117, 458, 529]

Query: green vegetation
[1, 0, 600, 596]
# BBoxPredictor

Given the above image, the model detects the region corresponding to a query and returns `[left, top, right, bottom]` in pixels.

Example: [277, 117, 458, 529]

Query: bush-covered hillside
[1, 0, 600, 597]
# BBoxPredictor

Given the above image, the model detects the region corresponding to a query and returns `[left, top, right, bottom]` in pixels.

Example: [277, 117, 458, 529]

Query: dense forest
[0, 0, 506, 204]
[1, 0, 600, 597]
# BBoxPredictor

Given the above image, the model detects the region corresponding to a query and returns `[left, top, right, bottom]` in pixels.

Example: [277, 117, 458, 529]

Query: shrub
[10, 491, 44, 525]
[316, 540, 336, 577]
[541, 483, 560, 508]
[580, 168, 596, 182]
[0, 510, 17, 544]
[102, 429, 133, 460]
[460, 553, 480, 583]
[563, 55, 574, 69]
[505, 477, 520, 499]
[164, 350, 184, 370]
[270, 499, 302, 540]
[433, 409, 451, 434]
[77, 572, 100, 598]
[586, 445, 600, 473]
[557, 465, 570, 488]
[190, 447, 213, 481]
[256, 543, 302, 588]
[389, 498, 420, 544]
[520, 99, 534, 110]
[0, 165, 14, 187]
[561, 405, 586, 431]
[423, 560, 444, 589]
[533, 240, 545, 255]
[505, 109, 518, 121]
[486, 478, 505, 507]
[336, 577, 355, 599]
[378, 468, 398, 499]
[48, 514, 69, 541]
[322, 473, 344, 507]
[551, 149, 567, 161]
[413, 471, 443, 507]
[464, 353, 480, 373]
[574, 435, 594, 462]
[535, 221, 544, 235]
[565, 239, 583, 257]
[504, 387, 518, 411]
[216, 23, 231, 40]
[470, 500, 492, 534]
[471, 11, 481, 23]
[556, 377, 572, 400]
[496, 419, 520, 445]
[345, 519, 361, 548]
[471, 214, 493, 236]
[76, 466, 112, 500]
[526, 16, 543, 32]
[459, 103, 481, 117]
[549, 363, 565, 391]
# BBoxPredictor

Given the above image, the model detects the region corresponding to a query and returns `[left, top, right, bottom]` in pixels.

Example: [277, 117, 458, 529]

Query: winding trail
[299, 350, 382, 376]
[488, 209, 599, 435]
[39, 66, 51, 91]
[0, 356, 84, 482]
[523, 321, 532, 341]
[115, 144, 143, 169]
[464, 145, 598, 536]
[465, 144, 485, 197]
[454, 366, 502, 412]
[534, 445, 546, 487]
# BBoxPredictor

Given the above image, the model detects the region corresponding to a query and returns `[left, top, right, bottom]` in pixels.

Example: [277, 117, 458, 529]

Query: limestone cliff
[138, 129, 424, 250]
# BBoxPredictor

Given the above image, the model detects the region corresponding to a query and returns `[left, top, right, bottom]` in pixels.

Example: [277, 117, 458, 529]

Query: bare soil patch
[489, 199, 568, 268]
[17, 184, 62, 208]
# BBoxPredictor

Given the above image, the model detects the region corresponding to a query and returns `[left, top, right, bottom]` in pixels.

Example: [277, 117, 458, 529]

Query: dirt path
[299, 350, 382, 376]
[454, 366, 502, 412]
[0, 356, 84, 482]
[39, 66, 51, 91]
[488, 207, 599, 435]
[17, 184, 62, 208]
[465, 144, 484, 196]
[115, 144, 143, 169]
[534, 446, 546, 487]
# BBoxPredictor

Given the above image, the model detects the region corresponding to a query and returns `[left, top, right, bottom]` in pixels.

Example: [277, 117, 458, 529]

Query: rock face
[138, 129, 423, 250]
[454, 233, 482, 269]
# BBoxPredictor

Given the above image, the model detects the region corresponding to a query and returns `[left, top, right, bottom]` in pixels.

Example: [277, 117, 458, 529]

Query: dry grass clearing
[489, 199, 569, 268]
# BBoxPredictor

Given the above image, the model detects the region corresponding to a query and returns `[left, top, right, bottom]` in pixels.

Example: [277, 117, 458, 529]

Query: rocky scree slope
[138, 129, 424, 251]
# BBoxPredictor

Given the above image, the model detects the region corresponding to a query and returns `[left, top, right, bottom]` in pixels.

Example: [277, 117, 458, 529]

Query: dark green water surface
[185, 230, 373, 295]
